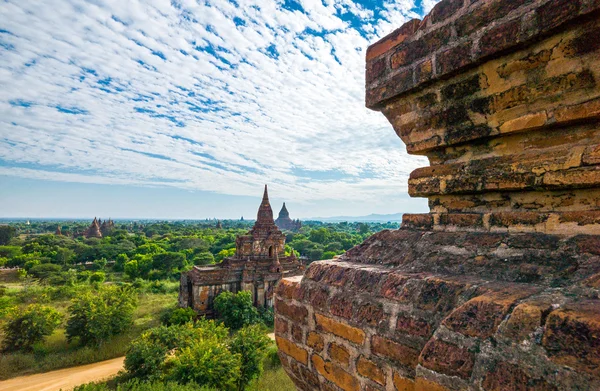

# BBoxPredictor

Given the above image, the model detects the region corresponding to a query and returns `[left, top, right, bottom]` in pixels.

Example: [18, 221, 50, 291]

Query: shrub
[89, 272, 106, 284]
[74, 379, 214, 391]
[28, 263, 62, 280]
[213, 291, 260, 330]
[1, 304, 62, 351]
[125, 321, 228, 381]
[66, 285, 138, 345]
[263, 344, 281, 369]
[160, 307, 196, 326]
[230, 325, 271, 390]
[166, 338, 241, 391]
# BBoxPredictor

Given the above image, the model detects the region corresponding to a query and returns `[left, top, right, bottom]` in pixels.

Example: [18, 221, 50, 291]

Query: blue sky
[0, 0, 437, 219]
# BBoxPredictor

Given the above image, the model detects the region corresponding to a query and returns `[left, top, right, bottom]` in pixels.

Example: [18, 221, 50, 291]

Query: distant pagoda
[84, 218, 102, 239]
[55, 226, 62, 236]
[275, 202, 302, 232]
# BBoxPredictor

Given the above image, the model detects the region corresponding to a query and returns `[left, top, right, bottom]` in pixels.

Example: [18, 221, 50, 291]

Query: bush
[28, 263, 62, 280]
[213, 291, 260, 331]
[230, 325, 271, 390]
[160, 307, 196, 326]
[125, 321, 227, 381]
[2, 304, 62, 351]
[66, 286, 138, 345]
[74, 379, 214, 391]
[89, 272, 106, 284]
[166, 338, 241, 391]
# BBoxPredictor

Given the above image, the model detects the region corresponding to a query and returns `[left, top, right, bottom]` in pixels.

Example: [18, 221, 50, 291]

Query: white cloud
[0, 0, 437, 205]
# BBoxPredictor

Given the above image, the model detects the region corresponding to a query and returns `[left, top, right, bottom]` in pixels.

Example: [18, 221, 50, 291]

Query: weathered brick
[315, 313, 366, 345]
[330, 294, 354, 319]
[276, 336, 308, 365]
[292, 324, 303, 343]
[431, 0, 464, 24]
[498, 302, 549, 342]
[419, 339, 475, 379]
[542, 301, 600, 374]
[307, 332, 324, 353]
[456, 0, 531, 37]
[356, 356, 386, 385]
[371, 335, 420, 367]
[328, 342, 351, 366]
[355, 302, 385, 327]
[482, 361, 558, 391]
[553, 98, 600, 124]
[366, 19, 420, 61]
[275, 299, 308, 324]
[392, 373, 415, 391]
[402, 213, 434, 230]
[536, 0, 581, 31]
[414, 378, 451, 391]
[443, 287, 540, 338]
[276, 277, 304, 300]
[275, 316, 289, 335]
[396, 314, 432, 338]
[312, 354, 360, 391]
[480, 18, 522, 58]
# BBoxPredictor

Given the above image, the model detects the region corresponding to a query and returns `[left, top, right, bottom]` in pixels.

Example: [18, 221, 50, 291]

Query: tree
[213, 291, 260, 330]
[93, 258, 107, 271]
[322, 251, 338, 260]
[2, 304, 62, 351]
[124, 259, 139, 279]
[152, 252, 187, 273]
[28, 263, 62, 280]
[0, 226, 17, 245]
[66, 286, 137, 345]
[114, 253, 129, 272]
[230, 325, 271, 390]
[89, 271, 106, 284]
[160, 307, 196, 326]
[193, 252, 214, 265]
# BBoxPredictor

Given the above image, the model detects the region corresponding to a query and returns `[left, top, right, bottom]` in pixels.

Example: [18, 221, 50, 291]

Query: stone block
[393, 373, 415, 391]
[276, 336, 308, 365]
[312, 354, 360, 391]
[419, 339, 475, 379]
[356, 356, 386, 385]
[542, 301, 600, 374]
[328, 342, 351, 366]
[275, 299, 308, 325]
[481, 361, 558, 391]
[307, 332, 324, 353]
[315, 313, 366, 345]
[371, 335, 420, 367]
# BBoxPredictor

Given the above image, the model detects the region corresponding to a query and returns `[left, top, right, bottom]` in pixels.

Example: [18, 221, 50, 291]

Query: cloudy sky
[0, 0, 437, 219]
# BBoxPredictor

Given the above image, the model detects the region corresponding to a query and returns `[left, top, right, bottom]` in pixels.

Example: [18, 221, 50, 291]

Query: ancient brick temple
[179, 186, 304, 317]
[276, 202, 302, 232]
[274, 1, 600, 390]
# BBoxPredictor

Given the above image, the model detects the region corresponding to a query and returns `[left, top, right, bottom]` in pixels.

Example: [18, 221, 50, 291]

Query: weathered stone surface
[276, 0, 600, 389]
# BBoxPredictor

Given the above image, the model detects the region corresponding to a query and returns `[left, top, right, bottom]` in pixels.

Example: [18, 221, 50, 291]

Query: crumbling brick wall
[274, 0, 600, 390]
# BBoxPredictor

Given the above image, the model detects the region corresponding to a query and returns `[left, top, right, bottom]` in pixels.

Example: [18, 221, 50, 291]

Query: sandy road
[0, 357, 125, 391]
[0, 333, 275, 391]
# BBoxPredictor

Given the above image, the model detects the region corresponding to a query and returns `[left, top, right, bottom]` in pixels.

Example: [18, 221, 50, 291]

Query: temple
[84, 218, 102, 239]
[179, 185, 304, 317]
[275, 202, 302, 231]
[274, 1, 600, 390]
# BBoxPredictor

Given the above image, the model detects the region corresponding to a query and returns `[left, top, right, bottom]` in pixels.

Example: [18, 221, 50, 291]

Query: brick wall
[275, 0, 600, 390]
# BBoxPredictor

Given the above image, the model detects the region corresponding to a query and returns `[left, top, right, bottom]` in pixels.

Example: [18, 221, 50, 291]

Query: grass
[248, 366, 296, 391]
[0, 289, 178, 380]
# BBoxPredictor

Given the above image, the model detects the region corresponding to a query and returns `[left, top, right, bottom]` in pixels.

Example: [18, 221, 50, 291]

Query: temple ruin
[276, 202, 302, 232]
[179, 185, 304, 317]
[274, 1, 600, 390]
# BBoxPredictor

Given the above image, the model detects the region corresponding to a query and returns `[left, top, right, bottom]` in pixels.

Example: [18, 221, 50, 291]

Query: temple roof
[256, 185, 275, 225]
[278, 202, 290, 219]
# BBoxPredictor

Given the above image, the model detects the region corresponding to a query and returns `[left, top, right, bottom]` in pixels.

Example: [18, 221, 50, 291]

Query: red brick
[371, 335, 420, 368]
[275, 299, 308, 325]
[357, 356, 386, 385]
[396, 314, 432, 338]
[482, 361, 558, 391]
[419, 339, 475, 379]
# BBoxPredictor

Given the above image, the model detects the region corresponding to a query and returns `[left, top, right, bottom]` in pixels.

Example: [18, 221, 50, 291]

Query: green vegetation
[2, 304, 62, 351]
[0, 219, 396, 387]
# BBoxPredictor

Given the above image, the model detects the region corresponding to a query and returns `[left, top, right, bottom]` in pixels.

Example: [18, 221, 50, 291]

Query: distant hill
[307, 213, 404, 222]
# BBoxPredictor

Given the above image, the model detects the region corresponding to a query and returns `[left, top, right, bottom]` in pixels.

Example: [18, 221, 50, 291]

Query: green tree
[160, 307, 197, 326]
[114, 253, 129, 272]
[89, 271, 106, 284]
[66, 286, 138, 345]
[193, 252, 214, 265]
[213, 291, 260, 330]
[124, 260, 139, 279]
[0, 226, 17, 245]
[152, 252, 187, 273]
[28, 263, 62, 280]
[2, 304, 62, 351]
[230, 325, 271, 390]
[322, 251, 337, 260]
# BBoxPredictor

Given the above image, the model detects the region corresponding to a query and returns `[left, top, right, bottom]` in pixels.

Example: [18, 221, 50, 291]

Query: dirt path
[0, 333, 275, 391]
[0, 357, 124, 391]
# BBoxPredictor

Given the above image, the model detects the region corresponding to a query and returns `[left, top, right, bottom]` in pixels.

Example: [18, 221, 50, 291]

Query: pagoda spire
[256, 184, 274, 225]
